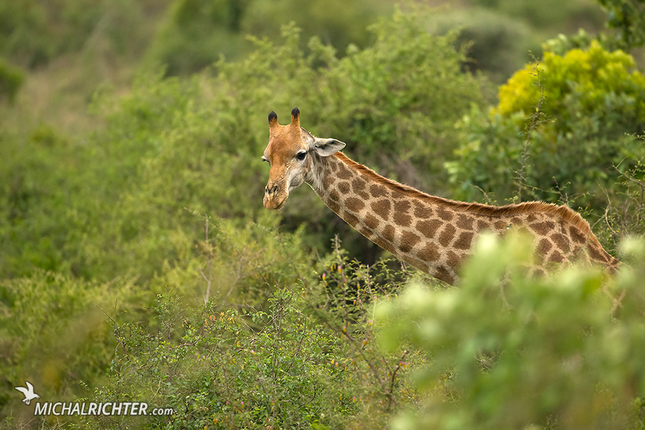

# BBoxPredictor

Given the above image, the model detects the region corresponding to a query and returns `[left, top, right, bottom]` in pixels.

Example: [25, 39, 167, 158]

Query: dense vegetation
[1, 1, 645, 429]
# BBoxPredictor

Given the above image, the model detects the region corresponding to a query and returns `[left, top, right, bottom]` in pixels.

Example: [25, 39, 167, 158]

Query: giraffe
[262, 108, 621, 285]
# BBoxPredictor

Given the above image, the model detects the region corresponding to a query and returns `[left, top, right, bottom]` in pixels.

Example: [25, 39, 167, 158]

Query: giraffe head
[262, 108, 345, 210]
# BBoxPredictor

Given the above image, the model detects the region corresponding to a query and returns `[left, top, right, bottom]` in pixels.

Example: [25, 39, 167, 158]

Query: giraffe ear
[313, 138, 346, 157]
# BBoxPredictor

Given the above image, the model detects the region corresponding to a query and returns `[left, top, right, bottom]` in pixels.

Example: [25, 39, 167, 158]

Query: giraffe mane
[333, 152, 593, 236]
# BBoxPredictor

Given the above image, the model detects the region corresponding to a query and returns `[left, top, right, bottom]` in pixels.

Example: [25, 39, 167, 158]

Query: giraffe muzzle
[263, 183, 287, 210]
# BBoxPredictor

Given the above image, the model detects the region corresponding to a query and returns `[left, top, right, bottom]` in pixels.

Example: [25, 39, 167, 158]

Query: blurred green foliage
[378, 233, 645, 430]
[0, 271, 137, 422]
[0, 8, 479, 424]
[470, 0, 606, 33]
[76, 237, 427, 429]
[2, 0, 645, 428]
[0, 58, 24, 103]
[428, 8, 537, 84]
[0, 0, 168, 68]
[0, 6, 483, 282]
[596, 0, 645, 48]
[447, 41, 645, 210]
[147, 0, 392, 75]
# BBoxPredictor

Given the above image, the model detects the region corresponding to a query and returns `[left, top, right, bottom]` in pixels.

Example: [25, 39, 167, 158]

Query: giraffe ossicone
[262, 108, 620, 285]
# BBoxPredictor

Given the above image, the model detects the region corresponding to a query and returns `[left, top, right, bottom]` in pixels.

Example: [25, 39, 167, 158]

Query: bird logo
[15, 382, 40, 405]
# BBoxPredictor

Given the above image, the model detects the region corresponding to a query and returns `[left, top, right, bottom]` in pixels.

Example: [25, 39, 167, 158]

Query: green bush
[0, 6, 483, 281]
[0, 58, 24, 103]
[427, 8, 537, 84]
[77, 239, 426, 429]
[377, 233, 645, 429]
[0, 270, 139, 421]
[470, 0, 606, 34]
[596, 0, 645, 49]
[146, 0, 392, 76]
[0, 0, 166, 68]
[239, 0, 392, 58]
[146, 0, 250, 75]
[597, 148, 645, 251]
[447, 41, 645, 210]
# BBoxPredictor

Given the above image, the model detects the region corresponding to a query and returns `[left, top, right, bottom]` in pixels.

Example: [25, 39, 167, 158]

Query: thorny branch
[514, 56, 549, 201]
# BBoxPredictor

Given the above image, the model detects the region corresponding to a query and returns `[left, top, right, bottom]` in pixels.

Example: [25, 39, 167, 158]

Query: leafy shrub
[377, 233, 645, 430]
[239, 0, 392, 58]
[596, 0, 645, 49]
[598, 146, 645, 251]
[79, 239, 426, 429]
[470, 0, 606, 34]
[146, 0, 250, 75]
[0, 6, 483, 281]
[427, 8, 537, 84]
[0, 270, 139, 422]
[447, 41, 645, 211]
[495, 40, 645, 126]
[146, 0, 392, 76]
[0, 0, 165, 68]
[0, 58, 24, 103]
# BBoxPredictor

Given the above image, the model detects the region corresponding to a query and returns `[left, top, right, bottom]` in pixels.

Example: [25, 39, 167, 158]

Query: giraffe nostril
[265, 184, 279, 195]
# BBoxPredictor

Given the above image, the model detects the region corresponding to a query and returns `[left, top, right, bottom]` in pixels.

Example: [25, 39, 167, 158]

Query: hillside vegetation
[1, 1, 645, 429]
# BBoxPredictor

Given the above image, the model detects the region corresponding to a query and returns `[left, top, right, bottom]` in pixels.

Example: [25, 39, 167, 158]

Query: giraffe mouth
[263, 194, 288, 210]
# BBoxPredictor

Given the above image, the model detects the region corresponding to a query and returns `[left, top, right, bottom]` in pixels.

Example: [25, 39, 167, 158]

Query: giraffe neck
[306, 152, 468, 283]
[305, 151, 620, 284]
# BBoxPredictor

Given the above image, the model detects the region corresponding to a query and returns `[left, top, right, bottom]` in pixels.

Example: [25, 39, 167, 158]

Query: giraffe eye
[296, 151, 307, 161]
[262, 156, 269, 164]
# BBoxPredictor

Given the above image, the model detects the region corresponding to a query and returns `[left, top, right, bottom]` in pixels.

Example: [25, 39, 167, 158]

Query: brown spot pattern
[345, 212, 359, 227]
[394, 214, 412, 227]
[446, 250, 460, 267]
[391, 190, 406, 199]
[530, 221, 555, 235]
[337, 163, 353, 180]
[456, 214, 474, 231]
[477, 219, 491, 230]
[365, 214, 380, 230]
[382, 225, 395, 243]
[454, 232, 474, 250]
[588, 244, 608, 262]
[494, 220, 508, 230]
[394, 201, 412, 227]
[371, 200, 391, 220]
[413, 204, 433, 219]
[338, 181, 350, 194]
[405, 256, 428, 271]
[416, 243, 440, 262]
[435, 266, 455, 284]
[550, 250, 564, 263]
[537, 238, 552, 256]
[352, 178, 369, 199]
[439, 224, 456, 247]
[395, 200, 411, 214]
[399, 231, 421, 253]
[370, 185, 388, 198]
[437, 208, 454, 221]
[570, 226, 586, 244]
[416, 219, 443, 239]
[351, 177, 366, 192]
[551, 232, 568, 251]
[345, 197, 365, 213]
